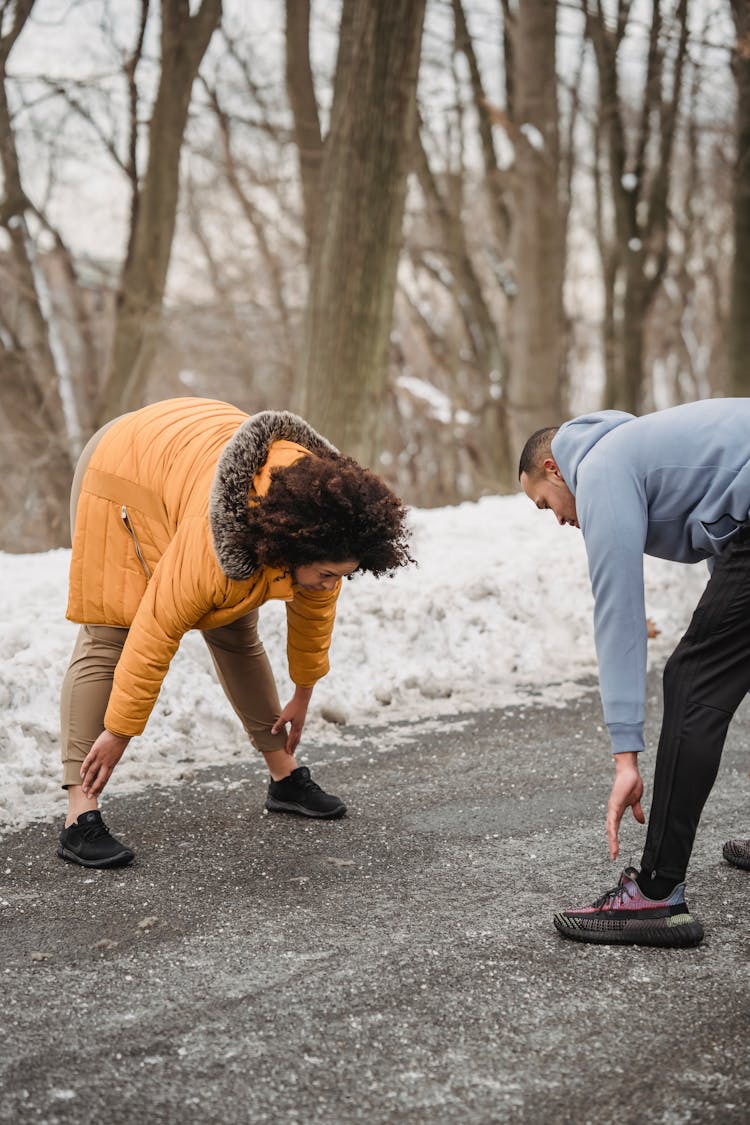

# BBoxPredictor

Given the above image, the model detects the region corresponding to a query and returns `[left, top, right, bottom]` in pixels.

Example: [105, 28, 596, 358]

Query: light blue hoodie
[552, 398, 750, 754]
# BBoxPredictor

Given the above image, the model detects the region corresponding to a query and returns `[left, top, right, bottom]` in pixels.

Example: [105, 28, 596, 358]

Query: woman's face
[293, 559, 359, 591]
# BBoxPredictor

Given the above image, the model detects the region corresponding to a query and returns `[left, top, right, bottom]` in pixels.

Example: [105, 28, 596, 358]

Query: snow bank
[0, 495, 707, 834]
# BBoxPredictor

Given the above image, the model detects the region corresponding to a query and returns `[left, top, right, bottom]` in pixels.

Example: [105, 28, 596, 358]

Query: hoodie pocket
[121, 506, 152, 579]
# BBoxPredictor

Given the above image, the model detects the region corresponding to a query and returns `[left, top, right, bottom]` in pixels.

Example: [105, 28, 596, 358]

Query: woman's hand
[606, 751, 645, 860]
[272, 685, 314, 755]
[80, 730, 131, 798]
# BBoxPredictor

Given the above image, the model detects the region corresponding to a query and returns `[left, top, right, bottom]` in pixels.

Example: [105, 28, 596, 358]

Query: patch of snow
[0, 496, 708, 837]
[520, 123, 545, 152]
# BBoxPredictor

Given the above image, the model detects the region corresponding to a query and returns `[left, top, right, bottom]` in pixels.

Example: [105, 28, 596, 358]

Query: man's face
[520, 460, 579, 528]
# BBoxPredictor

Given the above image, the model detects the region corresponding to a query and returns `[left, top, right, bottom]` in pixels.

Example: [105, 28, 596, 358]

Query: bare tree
[447, 0, 515, 489]
[642, 29, 734, 405]
[584, 0, 690, 414]
[0, 0, 73, 549]
[419, 0, 568, 481]
[0, 0, 222, 548]
[295, 0, 427, 466]
[503, 0, 566, 459]
[97, 0, 222, 422]
[5, 0, 739, 550]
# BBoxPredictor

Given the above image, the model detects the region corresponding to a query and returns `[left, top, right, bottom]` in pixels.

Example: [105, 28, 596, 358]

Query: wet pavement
[1, 674, 748, 1124]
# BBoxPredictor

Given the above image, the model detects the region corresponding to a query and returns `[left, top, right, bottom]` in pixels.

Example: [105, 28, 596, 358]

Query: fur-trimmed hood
[209, 410, 338, 580]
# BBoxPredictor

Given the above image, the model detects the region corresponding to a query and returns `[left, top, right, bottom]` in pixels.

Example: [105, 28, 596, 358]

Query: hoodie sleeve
[576, 457, 649, 754]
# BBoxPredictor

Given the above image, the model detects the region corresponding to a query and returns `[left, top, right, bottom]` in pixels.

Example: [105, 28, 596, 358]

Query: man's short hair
[518, 427, 559, 480]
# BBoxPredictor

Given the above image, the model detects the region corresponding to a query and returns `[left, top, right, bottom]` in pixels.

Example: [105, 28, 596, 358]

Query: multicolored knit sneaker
[722, 838, 750, 871]
[553, 867, 704, 948]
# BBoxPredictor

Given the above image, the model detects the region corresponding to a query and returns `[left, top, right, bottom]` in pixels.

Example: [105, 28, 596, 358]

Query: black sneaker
[265, 766, 346, 819]
[57, 810, 135, 868]
[723, 838, 750, 871]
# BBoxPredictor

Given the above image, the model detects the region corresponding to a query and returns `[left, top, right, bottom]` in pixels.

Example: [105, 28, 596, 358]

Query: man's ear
[542, 456, 562, 479]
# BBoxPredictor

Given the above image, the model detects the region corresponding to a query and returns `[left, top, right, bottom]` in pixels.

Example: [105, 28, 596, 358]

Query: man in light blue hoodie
[519, 398, 750, 947]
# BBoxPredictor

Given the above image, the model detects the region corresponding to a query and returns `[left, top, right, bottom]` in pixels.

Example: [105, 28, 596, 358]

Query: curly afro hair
[246, 453, 414, 577]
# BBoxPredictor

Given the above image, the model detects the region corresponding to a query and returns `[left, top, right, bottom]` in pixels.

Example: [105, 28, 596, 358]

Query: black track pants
[640, 529, 750, 886]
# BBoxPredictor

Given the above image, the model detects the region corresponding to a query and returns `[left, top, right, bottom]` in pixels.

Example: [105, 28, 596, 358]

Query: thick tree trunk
[298, 0, 426, 465]
[97, 0, 222, 424]
[729, 0, 750, 395]
[506, 0, 565, 458]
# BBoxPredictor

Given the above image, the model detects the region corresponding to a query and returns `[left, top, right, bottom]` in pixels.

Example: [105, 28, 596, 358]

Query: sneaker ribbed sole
[57, 845, 134, 869]
[264, 798, 347, 819]
[553, 911, 704, 948]
[722, 841, 750, 871]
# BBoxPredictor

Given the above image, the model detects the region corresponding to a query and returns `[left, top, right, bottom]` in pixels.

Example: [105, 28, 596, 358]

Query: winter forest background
[0, 0, 747, 552]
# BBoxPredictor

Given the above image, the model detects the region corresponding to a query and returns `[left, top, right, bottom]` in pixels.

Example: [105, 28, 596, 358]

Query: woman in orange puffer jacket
[58, 398, 412, 869]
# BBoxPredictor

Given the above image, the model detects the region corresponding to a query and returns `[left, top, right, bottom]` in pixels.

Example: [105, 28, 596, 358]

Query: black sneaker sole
[553, 912, 704, 948]
[264, 798, 347, 819]
[57, 845, 135, 869]
[722, 842, 750, 870]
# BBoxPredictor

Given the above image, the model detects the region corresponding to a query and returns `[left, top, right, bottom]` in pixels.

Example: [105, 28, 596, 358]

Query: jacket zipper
[121, 505, 152, 579]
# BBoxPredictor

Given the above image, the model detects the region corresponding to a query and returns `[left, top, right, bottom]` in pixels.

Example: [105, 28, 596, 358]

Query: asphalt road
[1, 674, 748, 1125]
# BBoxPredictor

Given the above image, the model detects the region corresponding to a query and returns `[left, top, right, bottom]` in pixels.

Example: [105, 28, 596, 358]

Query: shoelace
[592, 877, 633, 912]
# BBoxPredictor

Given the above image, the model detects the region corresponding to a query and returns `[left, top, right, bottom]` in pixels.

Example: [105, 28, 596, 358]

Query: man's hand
[80, 730, 130, 798]
[606, 751, 645, 860]
[272, 685, 314, 755]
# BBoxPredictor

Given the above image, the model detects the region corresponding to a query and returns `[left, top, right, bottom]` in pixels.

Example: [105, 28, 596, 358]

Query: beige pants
[60, 420, 286, 788]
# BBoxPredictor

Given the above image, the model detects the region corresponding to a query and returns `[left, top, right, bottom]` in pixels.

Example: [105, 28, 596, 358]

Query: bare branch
[452, 0, 510, 245]
[0, 0, 35, 63]
[124, 0, 149, 188]
[35, 78, 129, 175]
[202, 78, 295, 360]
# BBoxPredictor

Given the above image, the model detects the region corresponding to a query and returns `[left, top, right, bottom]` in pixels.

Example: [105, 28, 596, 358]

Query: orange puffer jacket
[67, 398, 342, 738]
